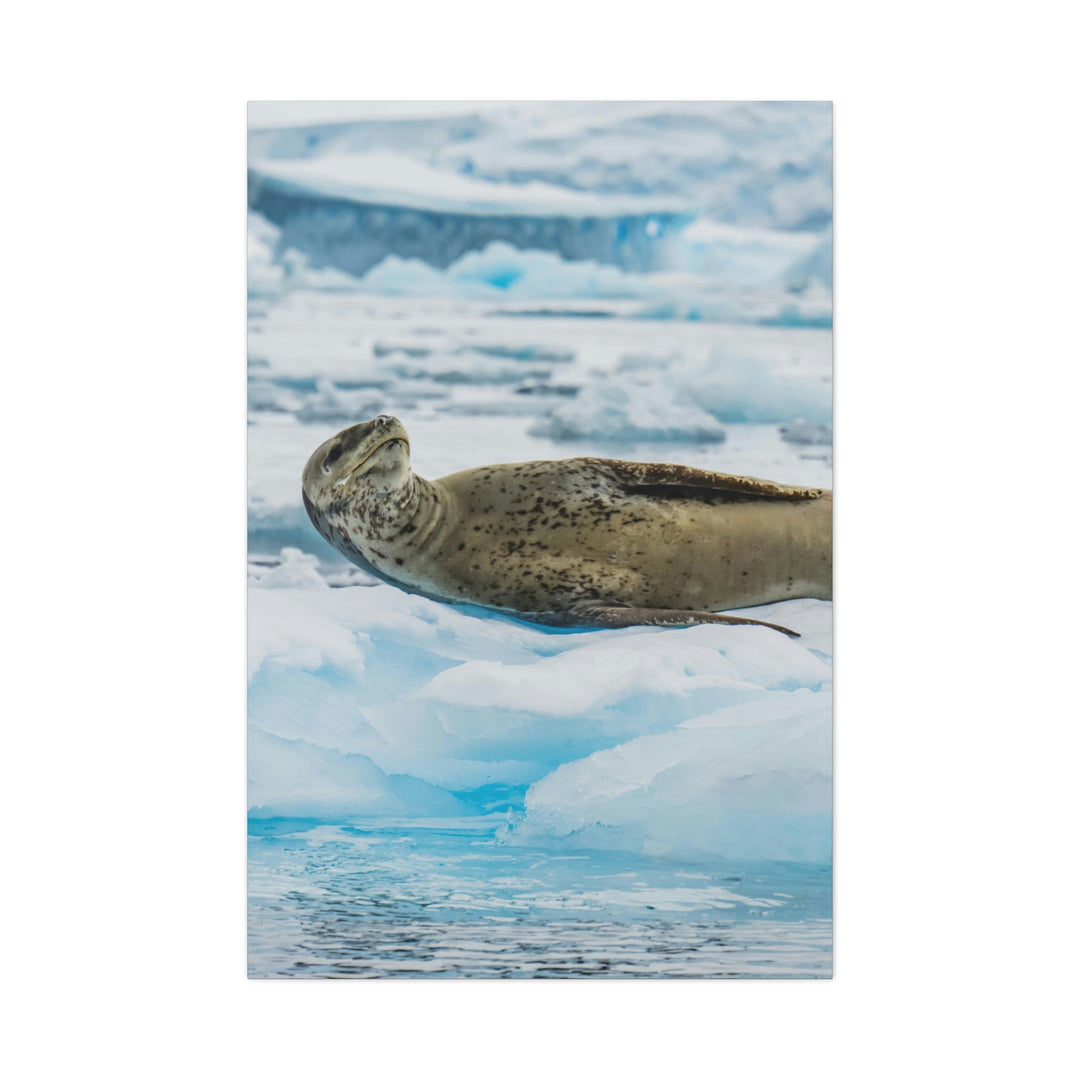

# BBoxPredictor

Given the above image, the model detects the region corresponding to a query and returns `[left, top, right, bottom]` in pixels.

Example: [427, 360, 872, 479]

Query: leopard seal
[301, 415, 831, 636]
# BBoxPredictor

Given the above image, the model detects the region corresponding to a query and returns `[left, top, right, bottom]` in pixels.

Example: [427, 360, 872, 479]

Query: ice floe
[508, 689, 831, 862]
[248, 578, 831, 860]
[529, 378, 727, 443]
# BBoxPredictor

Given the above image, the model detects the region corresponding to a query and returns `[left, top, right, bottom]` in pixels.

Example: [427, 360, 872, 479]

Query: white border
[6, 3, 1076, 1075]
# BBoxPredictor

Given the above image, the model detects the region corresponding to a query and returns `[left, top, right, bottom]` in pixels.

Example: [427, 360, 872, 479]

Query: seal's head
[302, 415, 412, 546]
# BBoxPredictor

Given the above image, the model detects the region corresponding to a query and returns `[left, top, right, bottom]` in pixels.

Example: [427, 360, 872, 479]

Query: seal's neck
[342, 471, 449, 553]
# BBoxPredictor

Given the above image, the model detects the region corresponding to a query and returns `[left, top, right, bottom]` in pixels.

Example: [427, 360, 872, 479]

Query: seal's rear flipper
[542, 602, 800, 637]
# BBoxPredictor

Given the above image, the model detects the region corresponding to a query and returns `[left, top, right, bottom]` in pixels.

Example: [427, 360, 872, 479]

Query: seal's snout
[303, 416, 411, 497]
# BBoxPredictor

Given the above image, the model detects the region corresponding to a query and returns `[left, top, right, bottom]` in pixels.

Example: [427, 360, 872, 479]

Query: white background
[4, 2, 1076, 1076]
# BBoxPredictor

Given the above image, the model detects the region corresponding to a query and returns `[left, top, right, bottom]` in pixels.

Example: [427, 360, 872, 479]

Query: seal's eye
[322, 443, 345, 473]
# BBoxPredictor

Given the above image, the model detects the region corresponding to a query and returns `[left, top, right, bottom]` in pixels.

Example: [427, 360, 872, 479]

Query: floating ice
[248, 213, 366, 296]
[249, 208, 831, 327]
[247, 377, 303, 414]
[247, 213, 284, 297]
[785, 227, 833, 291]
[380, 348, 556, 387]
[780, 419, 833, 446]
[529, 378, 727, 443]
[358, 242, 707, 301]
[247, 578, 832, 861]
[295, 379, 385, 423]
[674, 219, 820, 288]
[351, 242, 831, 330]
[249, 728, 467, 819]
[248, 547, 328, 590]
[527, 345, 832, 441]
[508, 690, 831, 862]
[668, 350, 832, 425]
[278, 249, 364, 292]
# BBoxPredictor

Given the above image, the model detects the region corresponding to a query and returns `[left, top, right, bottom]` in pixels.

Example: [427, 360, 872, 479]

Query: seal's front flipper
[546, 602, 800, 637]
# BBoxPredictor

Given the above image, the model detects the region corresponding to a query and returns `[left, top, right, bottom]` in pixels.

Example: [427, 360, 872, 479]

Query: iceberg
[249, 157, 690, 278]
[249, 149, 685, 219]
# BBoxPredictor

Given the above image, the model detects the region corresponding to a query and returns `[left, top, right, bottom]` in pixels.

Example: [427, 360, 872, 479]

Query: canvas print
[247, 101, 833, 978]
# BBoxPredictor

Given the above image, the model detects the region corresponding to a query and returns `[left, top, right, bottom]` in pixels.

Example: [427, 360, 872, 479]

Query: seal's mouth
[335, 436, 409, 484]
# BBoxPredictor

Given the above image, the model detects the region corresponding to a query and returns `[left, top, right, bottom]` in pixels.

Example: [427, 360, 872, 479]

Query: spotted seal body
[302, 415, 831, 636]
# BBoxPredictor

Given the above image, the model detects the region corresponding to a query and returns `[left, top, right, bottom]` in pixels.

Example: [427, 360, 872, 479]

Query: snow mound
[529, 379, 726, 443]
